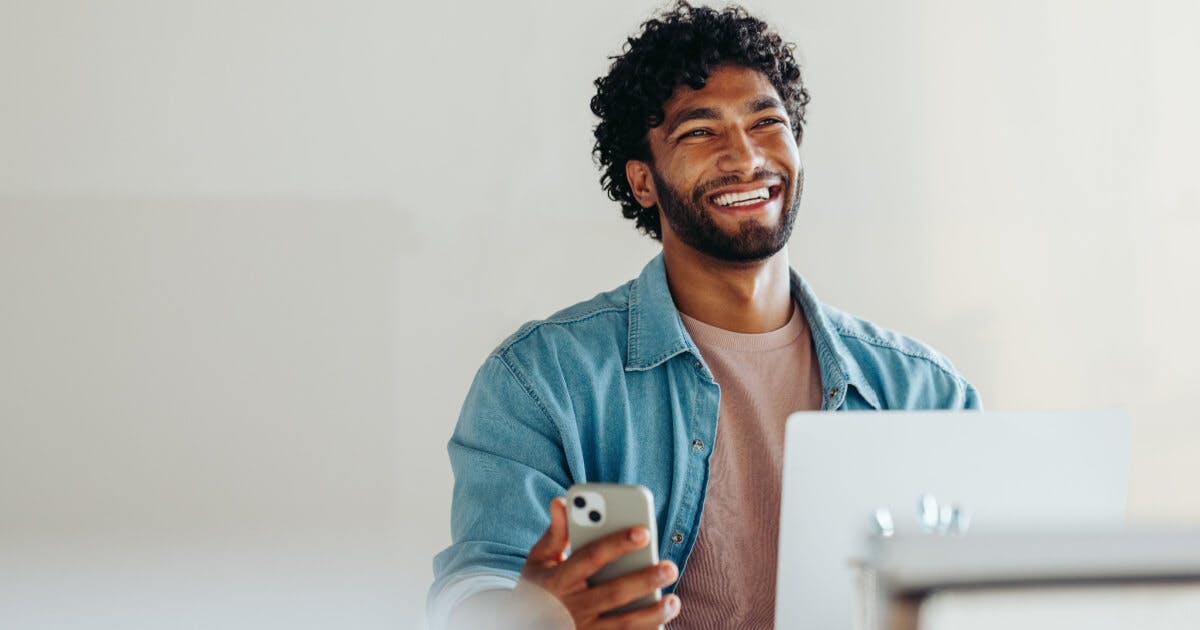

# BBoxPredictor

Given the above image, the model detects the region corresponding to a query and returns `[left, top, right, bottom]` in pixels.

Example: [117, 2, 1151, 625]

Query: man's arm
[429, 355, 680, 629]
[428, 354, 571, 625]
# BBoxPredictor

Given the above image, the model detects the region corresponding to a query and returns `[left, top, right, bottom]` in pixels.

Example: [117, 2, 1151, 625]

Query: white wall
[1, 1, 1197, 628]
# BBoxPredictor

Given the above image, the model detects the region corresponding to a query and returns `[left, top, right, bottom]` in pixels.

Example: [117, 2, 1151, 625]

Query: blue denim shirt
[427, 254, 979, 625]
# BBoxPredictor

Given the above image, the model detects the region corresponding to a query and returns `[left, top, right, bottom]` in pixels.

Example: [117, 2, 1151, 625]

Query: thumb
[529, 496, 569, 563]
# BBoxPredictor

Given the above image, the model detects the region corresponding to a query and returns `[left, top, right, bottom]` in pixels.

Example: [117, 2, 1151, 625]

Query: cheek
[770, 135, 801, 164]
[661, 153, 710, 194]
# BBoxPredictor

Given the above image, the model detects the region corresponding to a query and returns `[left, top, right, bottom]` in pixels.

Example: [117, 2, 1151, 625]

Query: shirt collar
[625, 253, 882, 410]
[790, 269, 882, 410]
[626, 253, 696, 371]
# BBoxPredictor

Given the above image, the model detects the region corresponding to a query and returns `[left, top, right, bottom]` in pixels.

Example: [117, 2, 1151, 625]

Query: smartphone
[565, 483, 662, 617]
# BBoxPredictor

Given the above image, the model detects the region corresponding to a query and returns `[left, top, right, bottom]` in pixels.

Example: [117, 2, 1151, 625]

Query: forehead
[661, 64, 782, 115]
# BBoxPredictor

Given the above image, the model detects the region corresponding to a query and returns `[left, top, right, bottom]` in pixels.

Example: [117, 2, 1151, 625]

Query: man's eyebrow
[664, 96, 787, 137]
[665, 107, 721, 137]
[746, 95, 785, 114]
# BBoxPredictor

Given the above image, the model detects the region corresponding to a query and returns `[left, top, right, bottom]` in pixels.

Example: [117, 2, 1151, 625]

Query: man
[429, 3, 980, 628]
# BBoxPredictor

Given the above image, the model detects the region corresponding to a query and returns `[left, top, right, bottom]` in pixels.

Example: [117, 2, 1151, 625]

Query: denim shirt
[427, 254, 979, 626]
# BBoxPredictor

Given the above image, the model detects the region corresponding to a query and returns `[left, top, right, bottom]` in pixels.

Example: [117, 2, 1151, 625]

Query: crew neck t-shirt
[671, 304, 824, 629]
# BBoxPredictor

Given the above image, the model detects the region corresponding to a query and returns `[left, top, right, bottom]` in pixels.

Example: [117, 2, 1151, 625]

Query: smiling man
[429, 3, 979, 629]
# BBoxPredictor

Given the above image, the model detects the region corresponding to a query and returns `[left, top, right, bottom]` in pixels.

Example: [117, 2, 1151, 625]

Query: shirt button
[828, 387, 839, 399]
[671, 531, 684, 544]
[692, 439, 704, 451]
[693, 360, 702, 368]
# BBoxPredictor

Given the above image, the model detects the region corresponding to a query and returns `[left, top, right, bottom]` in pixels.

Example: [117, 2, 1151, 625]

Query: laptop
[774, 410, 1130, 629]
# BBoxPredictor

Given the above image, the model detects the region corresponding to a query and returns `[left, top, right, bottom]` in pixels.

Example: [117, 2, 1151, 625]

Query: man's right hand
[517, 496, 681, 629]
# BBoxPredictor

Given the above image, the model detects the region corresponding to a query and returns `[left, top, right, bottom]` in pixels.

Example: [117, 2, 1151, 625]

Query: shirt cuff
[427, 572, 519, 630]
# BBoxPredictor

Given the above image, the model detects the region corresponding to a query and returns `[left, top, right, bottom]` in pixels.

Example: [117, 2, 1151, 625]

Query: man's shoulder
[822, 305, 959, 375]
[818, 303, 977, 408]
[491, 279, 634, 363]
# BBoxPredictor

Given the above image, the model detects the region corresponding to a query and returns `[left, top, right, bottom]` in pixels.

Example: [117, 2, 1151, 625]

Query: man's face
[642, 64, 802, 262]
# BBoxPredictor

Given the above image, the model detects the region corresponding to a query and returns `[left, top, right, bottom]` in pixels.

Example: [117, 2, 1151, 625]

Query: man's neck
[661, 244, 794, 334]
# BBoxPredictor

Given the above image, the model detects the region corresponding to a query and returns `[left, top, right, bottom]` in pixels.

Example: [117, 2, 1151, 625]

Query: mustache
[691, 168, 791, 202]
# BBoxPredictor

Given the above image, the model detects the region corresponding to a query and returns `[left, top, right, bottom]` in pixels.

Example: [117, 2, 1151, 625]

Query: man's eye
[756, 117, 784, 127]
[682, 129, 710, 138]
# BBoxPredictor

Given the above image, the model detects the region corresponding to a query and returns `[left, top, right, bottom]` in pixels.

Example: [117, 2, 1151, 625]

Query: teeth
[714, 187, 770, 207]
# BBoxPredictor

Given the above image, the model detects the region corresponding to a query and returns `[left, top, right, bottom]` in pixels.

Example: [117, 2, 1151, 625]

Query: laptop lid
[774, 410, 1130, 629]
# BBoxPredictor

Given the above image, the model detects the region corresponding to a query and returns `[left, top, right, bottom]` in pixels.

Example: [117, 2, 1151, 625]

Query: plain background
[2, 1, 1198, 628]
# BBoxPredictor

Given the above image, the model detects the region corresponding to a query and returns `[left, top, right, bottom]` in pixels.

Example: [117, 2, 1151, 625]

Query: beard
[652, 167, 803, 263]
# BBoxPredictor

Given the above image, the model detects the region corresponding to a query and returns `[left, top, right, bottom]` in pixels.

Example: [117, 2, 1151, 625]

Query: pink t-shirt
[672, 304, 823, 629]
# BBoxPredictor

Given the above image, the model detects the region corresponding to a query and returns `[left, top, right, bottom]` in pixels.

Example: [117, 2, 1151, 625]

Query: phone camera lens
[573, 496, 586, 508]
[588, 510, 601, 522]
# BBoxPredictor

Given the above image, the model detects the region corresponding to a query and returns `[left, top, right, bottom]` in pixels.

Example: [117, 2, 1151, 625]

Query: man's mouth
[707, 185, 782, 209]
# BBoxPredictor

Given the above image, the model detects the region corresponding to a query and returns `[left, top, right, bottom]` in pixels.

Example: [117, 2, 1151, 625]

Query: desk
[865, 530, 1200, 630]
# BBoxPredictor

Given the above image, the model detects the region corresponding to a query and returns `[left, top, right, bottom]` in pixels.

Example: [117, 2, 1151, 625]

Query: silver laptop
[774, 411, 1130, 629]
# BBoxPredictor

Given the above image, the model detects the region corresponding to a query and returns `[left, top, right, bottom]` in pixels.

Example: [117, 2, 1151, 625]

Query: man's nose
[716, 127, 765, 174]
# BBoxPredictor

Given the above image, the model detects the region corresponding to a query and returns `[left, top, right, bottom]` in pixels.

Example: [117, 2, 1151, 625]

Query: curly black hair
[590, 1, 810, 240]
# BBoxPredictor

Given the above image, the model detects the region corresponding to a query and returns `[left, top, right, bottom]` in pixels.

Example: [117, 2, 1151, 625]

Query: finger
[546, 496, 569, 561]
[557, 525, 651, 585]
[592, 594, 681, 630]
[568, 560, 678, 619]
[528, 496, 569, 563]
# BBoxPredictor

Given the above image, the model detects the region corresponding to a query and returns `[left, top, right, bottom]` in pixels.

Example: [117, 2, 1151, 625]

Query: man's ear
[625, 160, 658, 209]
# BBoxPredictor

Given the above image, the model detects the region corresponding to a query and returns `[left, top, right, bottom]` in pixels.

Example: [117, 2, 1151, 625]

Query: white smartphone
[565, 483, 662, 617]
